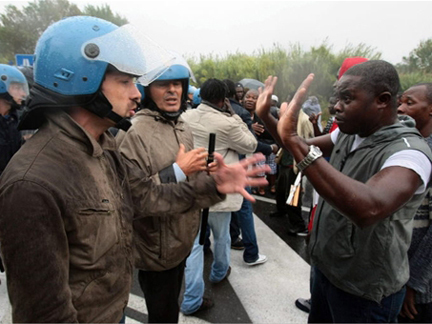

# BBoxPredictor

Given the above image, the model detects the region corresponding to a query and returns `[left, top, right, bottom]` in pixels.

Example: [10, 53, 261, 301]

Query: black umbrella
[239, 78, 265, 90]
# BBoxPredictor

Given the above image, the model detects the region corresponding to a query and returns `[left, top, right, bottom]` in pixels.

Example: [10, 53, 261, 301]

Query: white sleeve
[381, 150, 431, 194]
[331, 128, 340, 144]
[173, 163, 187, 183]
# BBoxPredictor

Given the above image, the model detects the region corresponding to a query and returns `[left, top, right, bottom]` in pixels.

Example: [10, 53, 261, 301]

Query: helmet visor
[167, 50, 196, 83]
[8, 81, 29, 104]
[82, 24, 174, 86]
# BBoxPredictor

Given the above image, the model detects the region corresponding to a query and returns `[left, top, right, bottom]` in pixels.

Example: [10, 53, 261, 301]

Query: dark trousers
[278, 167, 305, 231]
[275, 165, 292, 214]
[232, 187, 259, 262]
[230, 212, 241, 242]
[309, 266, 406, 323]
[138, 259, 186, 323]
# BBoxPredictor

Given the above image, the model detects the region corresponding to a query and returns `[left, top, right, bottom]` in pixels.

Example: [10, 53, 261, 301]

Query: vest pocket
[325, 217, 356, 259]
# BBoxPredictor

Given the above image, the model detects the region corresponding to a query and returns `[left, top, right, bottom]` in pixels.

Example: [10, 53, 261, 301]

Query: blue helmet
[34, 16, 116, 96]
[157, 64, 190, 82]
[192, 88, 201, 106]
[156, 64, 190, 102]
[136, 83, 145, 101]
[143, 51, 195, 120]
[188, 85, 197, 95]
[0, 64, 29, 105]
[20, 15, 173, 130]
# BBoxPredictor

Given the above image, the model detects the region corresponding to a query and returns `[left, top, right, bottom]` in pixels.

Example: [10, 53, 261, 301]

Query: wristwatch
[297, 145, 323, 172]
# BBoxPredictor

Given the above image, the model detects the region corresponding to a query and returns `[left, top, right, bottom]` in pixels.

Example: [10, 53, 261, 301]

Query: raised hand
[256, 76, 278, 119]
[212, 153, 270, 202]
[176, 144, 208, 176]
[309, 112, 322, 125]
[278, 74, 314, 146]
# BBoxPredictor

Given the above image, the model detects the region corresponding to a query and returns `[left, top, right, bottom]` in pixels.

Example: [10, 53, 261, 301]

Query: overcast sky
[1, 0, 432, 65]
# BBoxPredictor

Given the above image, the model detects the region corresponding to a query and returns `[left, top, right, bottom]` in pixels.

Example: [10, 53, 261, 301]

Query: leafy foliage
[0, 0, 128, 63]
[397, 39, 432, 74]
[82, 4, 128, 26]
[187, 42, 382, 108]
[395, 39, 432, 92]
[399, 72, 432, 93]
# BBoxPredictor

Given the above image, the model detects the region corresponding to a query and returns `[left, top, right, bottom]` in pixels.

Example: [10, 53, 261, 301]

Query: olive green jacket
[118, 109, 202, 271]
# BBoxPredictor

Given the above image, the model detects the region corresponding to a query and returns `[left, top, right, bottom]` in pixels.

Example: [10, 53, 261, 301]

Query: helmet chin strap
[0, 92, 22, 111]
[160, 109, 183, 121]
[85, 90, 133, 132]
[146, 98, 184, 121]
[105, 110, 132, 131]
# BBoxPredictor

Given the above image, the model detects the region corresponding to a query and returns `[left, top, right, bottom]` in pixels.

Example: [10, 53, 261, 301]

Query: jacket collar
[134, 108, 186, 129]
[46, 111, 117, 157]
[197, 102, 231, 117]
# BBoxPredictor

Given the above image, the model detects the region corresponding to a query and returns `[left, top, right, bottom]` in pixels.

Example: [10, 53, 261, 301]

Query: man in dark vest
[257, 60, 432, 323]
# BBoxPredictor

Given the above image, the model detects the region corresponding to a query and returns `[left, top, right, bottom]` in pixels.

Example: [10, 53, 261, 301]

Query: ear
[376, 91, 392, 109]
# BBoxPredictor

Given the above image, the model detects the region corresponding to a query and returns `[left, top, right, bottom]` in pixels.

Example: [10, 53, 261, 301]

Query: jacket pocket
[78, 208, 112, 216]
[67, 200, 120, 267]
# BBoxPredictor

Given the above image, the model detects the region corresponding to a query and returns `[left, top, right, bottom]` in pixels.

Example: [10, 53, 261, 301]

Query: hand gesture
[278, 74, 314, 146]
[212, 153, 271, 202]
[256, 76, 278, 119]
[252, 122, 265, 136]
[309, 112, 322, 125]
[224, 98, 236, 115]
[176, 144, 208, 176]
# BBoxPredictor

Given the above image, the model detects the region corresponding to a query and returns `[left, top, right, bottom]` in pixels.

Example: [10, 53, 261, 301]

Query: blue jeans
[232, 187, 259, 263]
[309, 266, 406, 323]
[180, 211, 231, 315]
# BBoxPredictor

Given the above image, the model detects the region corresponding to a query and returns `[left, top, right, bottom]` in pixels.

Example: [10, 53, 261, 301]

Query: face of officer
[101, 70, 141, 119]
[148, 80, 183, 112]
[8, 82, 27, 105]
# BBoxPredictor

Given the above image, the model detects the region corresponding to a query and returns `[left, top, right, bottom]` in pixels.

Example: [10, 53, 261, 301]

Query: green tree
[397, 39, 432, 74]
[82, 4, 128, 26]
[398, 72, 432, 92]
[0, 0, 81, 62]
[0, 0, 128, 64]
[187, 41, 382, 126]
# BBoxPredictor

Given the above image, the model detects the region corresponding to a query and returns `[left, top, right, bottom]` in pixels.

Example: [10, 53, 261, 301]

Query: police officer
[118, 54, 208, 323]
[0, 64, 28, 175]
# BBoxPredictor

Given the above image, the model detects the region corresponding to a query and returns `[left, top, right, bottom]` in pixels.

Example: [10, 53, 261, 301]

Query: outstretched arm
[129, 153, 270, 218]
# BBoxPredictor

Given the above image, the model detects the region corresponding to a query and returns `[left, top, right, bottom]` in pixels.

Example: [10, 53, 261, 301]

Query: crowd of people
[0, 15, 431, 324]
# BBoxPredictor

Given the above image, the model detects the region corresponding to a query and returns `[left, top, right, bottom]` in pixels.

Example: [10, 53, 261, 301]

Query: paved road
[0, 194, 311, 323]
